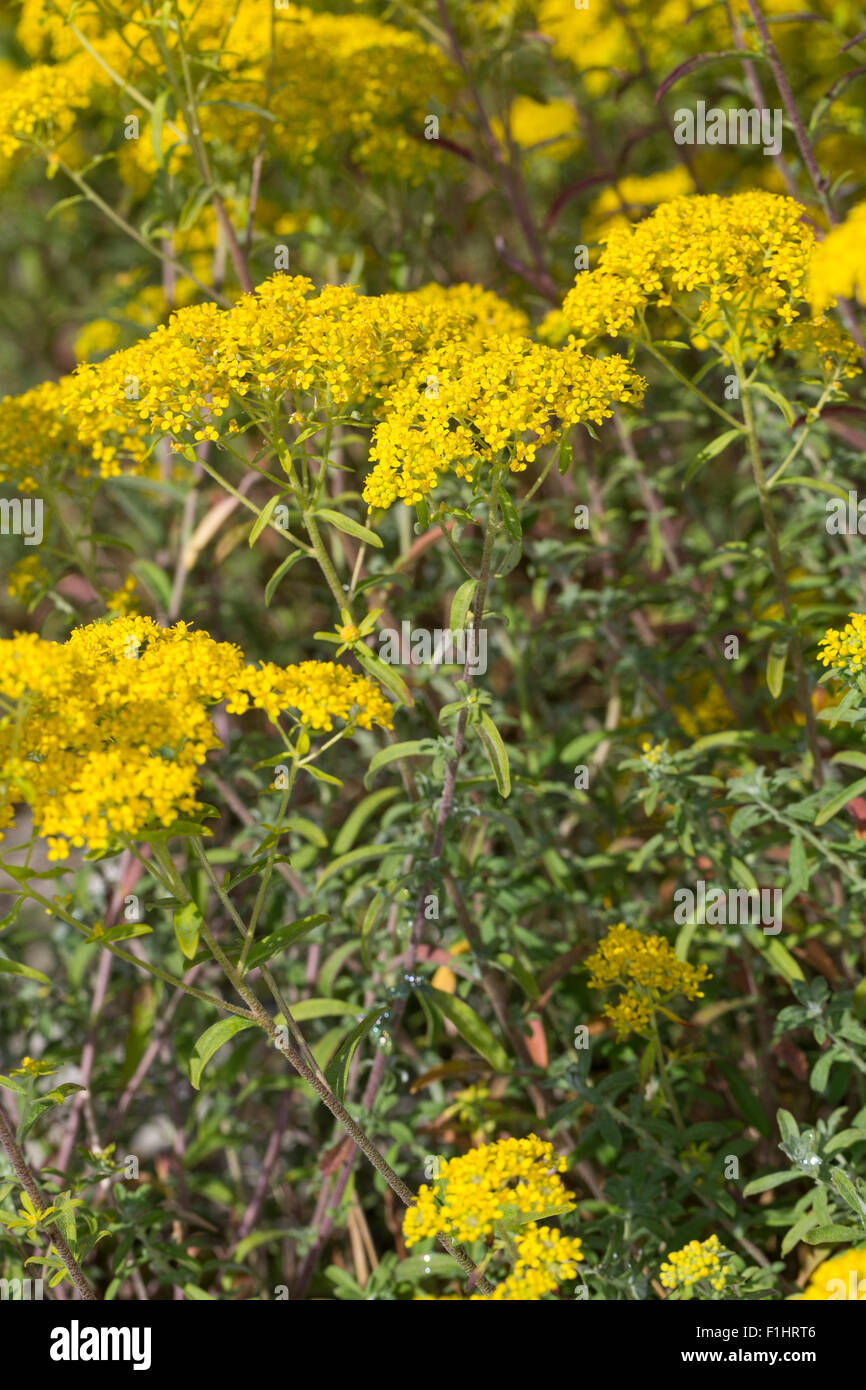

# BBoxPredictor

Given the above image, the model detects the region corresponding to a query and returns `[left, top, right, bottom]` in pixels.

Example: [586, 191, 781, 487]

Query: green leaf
[244, 915, 329, 972]
[425, 986, 509, 1071]
[316, 843, 410, 891]
[178, 182, 216, 234]
[173, 902, 202, 961]
[831, 751, 866, 773]
[281, 998, 358, 1022]
[684, 428, 743, 485]
[249, 493, 284, 547]
[743, 928, 804, 985]
[332, 788, 400, 856]
[190, 1017, 257, 1090]
[814, 773, 866, 826]
[766, 638, 789, 700]
[363, 741, 434, 789]
[131, 559, 173, 612]
[742, 1170, 802, 1196]
[497, 487, 522, 542]
[830, 1167, 866, 1219]
[0, 958, 50, 986]
[475, 712, 511, 797]
[325, 1005, 386, 1101]
[353, 644, 414, 709]
[776, 475, 851, 501]
[265, 550, 306, 606]
[750, 382, 795, 427]
[824, 1128, 866, 1154]
[777, 1108, 800, 1148]
[803, 1224, 860, 1244]
[315, 508, 383, 548]
[788, 834, 809, 895]
[449, 579, 477, 634]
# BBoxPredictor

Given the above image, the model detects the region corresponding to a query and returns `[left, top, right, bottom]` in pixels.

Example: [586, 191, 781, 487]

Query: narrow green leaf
[475, 712, 511, 797]
[315, 508, 383, 548]
[449, 579, 477, 635]
[425, 986, 509, 1071]
[249, 493, 283, 547]
[189, 1017, 257, 1089]
[0, 959, 50, 986]
[684, 428, 743, 485]
[363, 741, 433, 789]
[814, 773, 866, 826]
[173, 902, 202, 961]
[265, 550, 306, 606]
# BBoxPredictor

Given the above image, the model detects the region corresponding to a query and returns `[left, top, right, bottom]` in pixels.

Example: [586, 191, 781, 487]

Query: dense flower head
[817, 614, 866, 682]
[778, 316, 861, 381]
[0, 378, 89, 492]
[403, 1135, 574, 1247]
[560, 193, 816, 343]
[2, 276, 540, 493]
[474, 1224, 585, 1300]
[365, 338, 645, 508]
[660, 1235, 731, 1292]
[0, 59, 92, 159]
[810, 203, 866, 314]
[585, 923, 711, 1038]
[502, 97, 580, 159]
[0, 616, 392, 860]
[795, 1248, 866, 1300]
[13, 0, 457, 183]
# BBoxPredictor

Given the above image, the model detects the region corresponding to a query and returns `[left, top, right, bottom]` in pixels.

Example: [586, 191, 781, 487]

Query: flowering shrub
[1, 0, 866, 1318]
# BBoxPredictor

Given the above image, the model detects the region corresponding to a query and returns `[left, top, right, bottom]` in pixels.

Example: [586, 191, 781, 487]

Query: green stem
[739, 369, 824, 788]
[650, 1005, 684, 1132]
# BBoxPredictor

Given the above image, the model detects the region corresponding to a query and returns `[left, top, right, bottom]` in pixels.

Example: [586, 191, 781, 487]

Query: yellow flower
[811, 203, 866, 314]
[476, 1224, 585, 1300]
[403, 1135, 574, 1247]
[560, 192, 816, 345]
[585, 923, 711, 1039]
[0, 616, 392, 861]
[660, 1234, 731, 1292]
[817, 613, 866, 682]
[365, 337, 644, 509]
[502, 97, 580, 159]
[795, 1248, 866, 1300]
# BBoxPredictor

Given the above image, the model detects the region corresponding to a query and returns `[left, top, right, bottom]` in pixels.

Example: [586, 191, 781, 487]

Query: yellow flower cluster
[0, 616, 392, 860]
[0, 276, 537, 492]
[403, 1135, 583, 1300]
[585, 923, 711, 1038]
[779, 315, 861, 381]
[6, 557, 50, 603]
[0, 377, 87, 492]
[365, 338, 644, 508]
[501, 97, 580, 159]
[403, 1135, 574, 1246]
[817, 614, 866, 682]
[477, 1225, 585, 1301]
[660, 1234, 731, 1292]
[13, 0, 457, 183]
[561, 193, 816, 343]
[811, 203, 866, 314]
[0, 60, 91, 159]
[795, 1248, 866, 1300]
